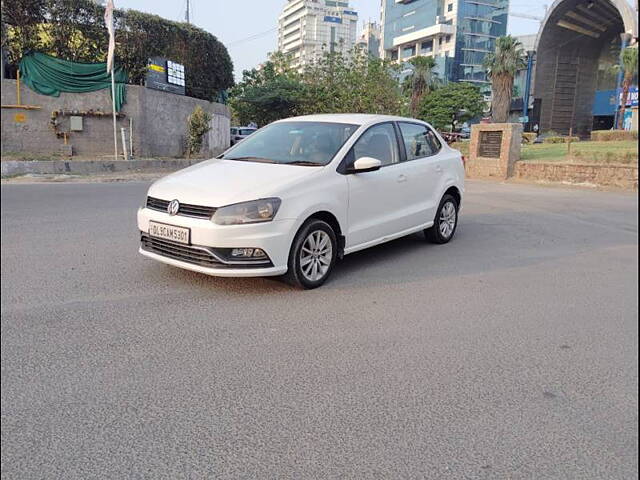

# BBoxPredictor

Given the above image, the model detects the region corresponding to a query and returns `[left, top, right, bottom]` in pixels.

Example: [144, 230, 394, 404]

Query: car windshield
[238, 128, 256, 136]
[223, 121, 359, 166]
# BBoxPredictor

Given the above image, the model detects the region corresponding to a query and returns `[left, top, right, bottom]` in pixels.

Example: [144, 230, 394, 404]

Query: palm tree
[483, 36, 526, 123]
[617, 46, 638, 129]
[405, 56, 439, 117]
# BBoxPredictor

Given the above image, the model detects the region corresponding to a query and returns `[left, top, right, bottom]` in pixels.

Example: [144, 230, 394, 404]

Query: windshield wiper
[283, 161, 324, 166]
[224, 156, 276, 163]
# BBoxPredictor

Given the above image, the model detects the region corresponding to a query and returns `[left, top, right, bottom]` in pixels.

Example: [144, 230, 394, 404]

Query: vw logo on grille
[167, 199, 180, 216]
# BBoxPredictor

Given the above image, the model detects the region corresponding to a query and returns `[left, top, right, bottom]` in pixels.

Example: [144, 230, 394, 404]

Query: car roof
[275, 113, 427, 127]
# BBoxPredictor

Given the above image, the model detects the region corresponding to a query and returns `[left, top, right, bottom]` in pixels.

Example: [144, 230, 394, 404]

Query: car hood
[147, 159, 323, 206]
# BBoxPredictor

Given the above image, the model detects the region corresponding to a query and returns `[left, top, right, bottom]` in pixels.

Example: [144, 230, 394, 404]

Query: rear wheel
[425, 194, 458, 244]
[285, 219, 337, 289]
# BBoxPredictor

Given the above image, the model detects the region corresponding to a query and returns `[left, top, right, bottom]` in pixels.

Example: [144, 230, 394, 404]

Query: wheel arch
[443, 185, 461, 207]
[304, 211, 345, 258]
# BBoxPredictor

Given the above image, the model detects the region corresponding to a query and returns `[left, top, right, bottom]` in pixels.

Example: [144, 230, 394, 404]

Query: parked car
[230, 126, 257, 145]
[138, 114, 465, 288]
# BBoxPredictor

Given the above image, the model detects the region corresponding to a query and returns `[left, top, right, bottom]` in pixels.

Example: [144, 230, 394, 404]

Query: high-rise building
[277, 0, 359, 70]
[356, 21, 382, 58]
[380, 0, 508, 91]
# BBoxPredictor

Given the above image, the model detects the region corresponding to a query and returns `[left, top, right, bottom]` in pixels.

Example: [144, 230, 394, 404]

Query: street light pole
[522, 50, 535, 131]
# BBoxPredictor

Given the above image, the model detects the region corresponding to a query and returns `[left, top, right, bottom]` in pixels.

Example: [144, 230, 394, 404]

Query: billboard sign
[145, 57, 186, 96]
[592, 87, 638, 116]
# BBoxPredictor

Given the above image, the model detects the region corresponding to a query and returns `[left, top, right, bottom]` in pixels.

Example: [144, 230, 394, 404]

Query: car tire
[425, 194, 459, 244]
[285, 219, 337, 289]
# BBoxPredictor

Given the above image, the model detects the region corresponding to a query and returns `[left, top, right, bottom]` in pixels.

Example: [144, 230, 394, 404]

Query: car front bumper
[137, 207, 294, 277]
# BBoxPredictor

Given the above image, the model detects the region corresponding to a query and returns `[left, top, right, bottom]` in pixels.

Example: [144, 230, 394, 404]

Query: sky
[115, 0, 550, 81]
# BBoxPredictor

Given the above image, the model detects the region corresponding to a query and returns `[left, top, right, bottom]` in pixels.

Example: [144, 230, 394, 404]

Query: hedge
[1, 0, 234, 101]
[591, 130, 638, 141]
[543, 136, 581, 144]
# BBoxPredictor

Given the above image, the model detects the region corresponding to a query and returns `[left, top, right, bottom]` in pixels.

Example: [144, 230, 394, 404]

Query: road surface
[1, 180, 638, 479]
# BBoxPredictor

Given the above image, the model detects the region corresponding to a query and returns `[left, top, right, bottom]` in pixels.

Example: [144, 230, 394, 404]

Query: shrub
[522, 132, 537, 144]
[543, 136, 580, 144]
[186, 105, 212, 157]
[591, 130, 638, 141]
[1, 0, 234, 101]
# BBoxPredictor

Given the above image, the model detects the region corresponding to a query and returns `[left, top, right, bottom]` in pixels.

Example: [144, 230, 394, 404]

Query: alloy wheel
[439, 201, 456, 239]
[299, 230, 333, 282]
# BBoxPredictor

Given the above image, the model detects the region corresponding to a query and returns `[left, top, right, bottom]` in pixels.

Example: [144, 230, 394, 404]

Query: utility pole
[185, 0, 190, 24]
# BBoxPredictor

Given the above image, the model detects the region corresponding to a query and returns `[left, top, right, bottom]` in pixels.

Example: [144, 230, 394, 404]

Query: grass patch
[451, 140, 470, 156]
[521, 140, 638, 165]
[451, 139, 637, 165]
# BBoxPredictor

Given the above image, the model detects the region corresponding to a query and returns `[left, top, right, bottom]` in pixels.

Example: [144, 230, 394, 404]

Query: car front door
[344, 122, 416, 250]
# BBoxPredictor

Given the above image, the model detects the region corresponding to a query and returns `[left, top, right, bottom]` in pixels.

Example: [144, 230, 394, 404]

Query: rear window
[239, 129, 256, 136]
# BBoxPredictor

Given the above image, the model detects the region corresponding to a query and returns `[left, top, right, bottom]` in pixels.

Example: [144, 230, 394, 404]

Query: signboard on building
[324, 16, 342, 23]
[145, 57, 186, 96]
[592, 87, 638, 116]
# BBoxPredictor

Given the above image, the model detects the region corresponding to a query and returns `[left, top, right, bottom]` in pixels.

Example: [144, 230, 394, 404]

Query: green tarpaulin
[18, 52, 127, 112]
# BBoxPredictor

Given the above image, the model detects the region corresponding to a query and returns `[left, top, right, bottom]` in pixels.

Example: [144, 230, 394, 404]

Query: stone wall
[1, 79, 230, 158]
[513, 162, 638, 190]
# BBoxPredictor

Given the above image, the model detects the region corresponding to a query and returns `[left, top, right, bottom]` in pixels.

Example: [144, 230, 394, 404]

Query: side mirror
[350, 157, 382, 173]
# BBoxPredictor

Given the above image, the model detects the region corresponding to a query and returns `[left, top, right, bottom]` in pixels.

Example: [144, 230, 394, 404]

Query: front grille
[140, 235, 272, 269]
[146, 196, 217, 219]
[141, 235, 224, 267]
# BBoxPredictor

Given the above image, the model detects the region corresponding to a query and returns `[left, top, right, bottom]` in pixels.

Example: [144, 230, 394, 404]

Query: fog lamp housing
[231, 248, 267, 259]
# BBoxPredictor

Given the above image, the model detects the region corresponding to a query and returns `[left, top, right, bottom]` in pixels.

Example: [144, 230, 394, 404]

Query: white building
[356, 21, 382, 58]
[277, 0, 359, 70]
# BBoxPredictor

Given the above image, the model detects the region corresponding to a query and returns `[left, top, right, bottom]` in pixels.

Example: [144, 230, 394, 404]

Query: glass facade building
[381, 0, 508, 91]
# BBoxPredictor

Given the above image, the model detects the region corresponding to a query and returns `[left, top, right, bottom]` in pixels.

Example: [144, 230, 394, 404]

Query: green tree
[403, 56, 439, 117]
[483, 35, 526, 123]
[228, 52, 306, 126]
[418, 82, 485, 131]
[301, 48, 403, 115]
[617, 46, 638, 129]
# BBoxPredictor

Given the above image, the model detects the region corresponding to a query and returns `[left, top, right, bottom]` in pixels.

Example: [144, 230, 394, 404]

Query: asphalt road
[1, 180, 638, 479]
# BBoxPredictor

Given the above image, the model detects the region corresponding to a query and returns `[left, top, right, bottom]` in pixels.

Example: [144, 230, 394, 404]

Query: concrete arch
[535, 0, 638, 52]
[532, 0, 638, 135]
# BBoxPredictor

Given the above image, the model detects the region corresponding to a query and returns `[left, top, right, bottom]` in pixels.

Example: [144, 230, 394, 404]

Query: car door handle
[397, 174, 407, 183]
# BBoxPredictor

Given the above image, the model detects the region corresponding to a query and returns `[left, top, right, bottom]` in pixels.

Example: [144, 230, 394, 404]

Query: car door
[396, 122, 444, 226]
[344, 122, 417, 249]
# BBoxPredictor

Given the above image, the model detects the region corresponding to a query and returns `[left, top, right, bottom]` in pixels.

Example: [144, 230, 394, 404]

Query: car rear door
[396, 122, 444, 226]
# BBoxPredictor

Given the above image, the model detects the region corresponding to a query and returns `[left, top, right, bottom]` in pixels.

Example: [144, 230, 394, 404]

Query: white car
[138, 114, 464, 289]
[230, 126, 257, 145]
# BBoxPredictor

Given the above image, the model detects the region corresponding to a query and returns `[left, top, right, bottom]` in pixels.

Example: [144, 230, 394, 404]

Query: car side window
[230, 128, 237, 135]
[398, 122, 441, 160]
[350, 123, 400, 167]
[425, 127, 442, 153]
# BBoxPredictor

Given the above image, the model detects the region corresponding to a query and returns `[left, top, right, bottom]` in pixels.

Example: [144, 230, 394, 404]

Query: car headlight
[212, 198, 281, 225]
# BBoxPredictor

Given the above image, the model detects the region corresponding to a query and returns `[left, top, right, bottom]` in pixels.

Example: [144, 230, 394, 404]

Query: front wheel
[284, 219, 337, 289]
[425, 194, 459, 244]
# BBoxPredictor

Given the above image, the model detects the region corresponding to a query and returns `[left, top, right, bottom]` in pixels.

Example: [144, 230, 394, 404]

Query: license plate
[148, 221, 190, 245]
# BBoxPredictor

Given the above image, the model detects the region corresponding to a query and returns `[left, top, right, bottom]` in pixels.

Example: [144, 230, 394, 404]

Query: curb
[1, 159, 203, 178]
